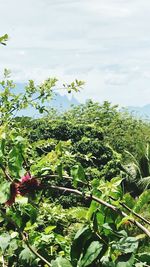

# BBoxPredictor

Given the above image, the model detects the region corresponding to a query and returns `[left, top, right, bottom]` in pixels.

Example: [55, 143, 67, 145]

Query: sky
[0, 0, 150, 106]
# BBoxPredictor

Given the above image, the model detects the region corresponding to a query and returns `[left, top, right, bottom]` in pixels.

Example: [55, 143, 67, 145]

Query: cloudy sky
[0, 0, 150, 106]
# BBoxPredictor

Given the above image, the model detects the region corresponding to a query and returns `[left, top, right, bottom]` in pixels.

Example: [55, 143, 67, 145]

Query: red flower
[5, 182, 20, 206]
[21, 173, 31, 183]
[19, 177, 40, 196]
[5, 173, 40, 206]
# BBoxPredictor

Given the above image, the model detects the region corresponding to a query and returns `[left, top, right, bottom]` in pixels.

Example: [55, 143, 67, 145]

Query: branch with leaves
[41, 174, 150, 227]
[45, 184, 150, 238]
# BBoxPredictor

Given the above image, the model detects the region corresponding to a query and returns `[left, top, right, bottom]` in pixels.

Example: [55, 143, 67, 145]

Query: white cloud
[0, 0, 150, 106]
[84, 0, 132, 18]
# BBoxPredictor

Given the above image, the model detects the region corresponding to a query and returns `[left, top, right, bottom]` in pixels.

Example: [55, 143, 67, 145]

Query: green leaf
[112, 236, 139, 254]
[136, 253, 150, 265]
[71, 164, 86, 187]
[96, 212, 105, 226]
[55, 142, 63, 156]
[98, 177, 122, 198]
[116, 253, 135, 267]
[24, 204, 37, 225]
[0, 34, 8, 45]
[19, 246, 36, 263]
[51, 257, 72, 267]
[123, 193, 135, 209]
[110, 177, 123, 187]
[10, 232, 18, 239]
[8, 146, 24, 177]
[0, 133, 6, 154]
[44, 225, 56, 234]
[86, 200, 98, 220]
[73, 226, 91, 241]
[0, 181, 10, 204]
[71, 226, 92, 266]
[10, 203, 38, 229]
[15, 196, 28, 205]
[57, 163, 63, 178]
[0, 233, 11, 252]
[79, 241, 103, 267]
[133, 190, 150, 213]
[117, 216, 133, 229]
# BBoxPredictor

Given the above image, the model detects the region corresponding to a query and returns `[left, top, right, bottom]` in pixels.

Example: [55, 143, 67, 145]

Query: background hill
[127, 104, 150, 119]
[14, 83, 150, 119]
[14, 83, 80, 116]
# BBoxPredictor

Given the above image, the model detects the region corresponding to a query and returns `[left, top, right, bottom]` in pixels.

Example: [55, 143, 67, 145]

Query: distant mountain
[127, 104, 150, 119]
[50, 93, 79, 110]
[13, 83, 80, 117]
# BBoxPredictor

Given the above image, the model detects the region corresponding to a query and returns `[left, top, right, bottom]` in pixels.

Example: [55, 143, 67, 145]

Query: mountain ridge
[8, 83, 150, 118]
[14, 83, 80, 117]
[127, 104, 150, 118]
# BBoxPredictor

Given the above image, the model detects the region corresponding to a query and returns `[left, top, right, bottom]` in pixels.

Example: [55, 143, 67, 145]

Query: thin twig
[25, 241, 51, 267]
[109, 196, 150, 226]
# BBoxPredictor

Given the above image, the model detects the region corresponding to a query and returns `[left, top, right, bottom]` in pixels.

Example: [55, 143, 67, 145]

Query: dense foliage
[0, 37, 150, 266]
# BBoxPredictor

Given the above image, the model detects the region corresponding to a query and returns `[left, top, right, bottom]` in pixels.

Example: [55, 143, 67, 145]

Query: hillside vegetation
[0, 71, 150, 266]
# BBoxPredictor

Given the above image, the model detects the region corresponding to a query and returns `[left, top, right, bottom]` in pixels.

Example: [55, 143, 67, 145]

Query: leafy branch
[46, 184, 150, 238]
[41, 173, 150, 227]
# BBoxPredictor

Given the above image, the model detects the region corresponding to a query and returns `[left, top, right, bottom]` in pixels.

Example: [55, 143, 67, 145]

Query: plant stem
[0, 164, 13, 182]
